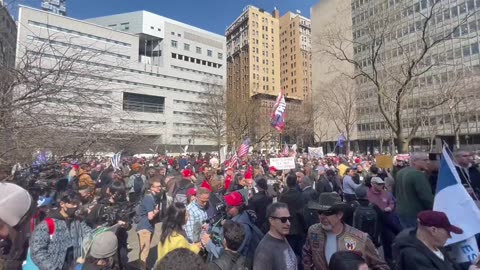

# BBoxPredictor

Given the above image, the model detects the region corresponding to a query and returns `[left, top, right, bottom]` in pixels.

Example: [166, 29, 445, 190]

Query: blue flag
[336, 134, 346, 148]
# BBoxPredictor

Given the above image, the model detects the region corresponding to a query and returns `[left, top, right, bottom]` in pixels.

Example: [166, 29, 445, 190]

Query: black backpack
[212, 253, 247, 270]
[133, 174, 144, 194]
[172, 181, 193, 205]
[352, 203, 381, 246]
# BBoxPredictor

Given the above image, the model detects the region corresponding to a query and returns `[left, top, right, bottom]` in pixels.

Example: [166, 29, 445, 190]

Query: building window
[218, 53, 223, 59]
[171, 40, 178, 48]
[123, 93, 165, 114]
[207, 50, 213, 57]
[120, 23, 129, 31]
[184, 43, 190, 51]
[196, 46, 202, 54]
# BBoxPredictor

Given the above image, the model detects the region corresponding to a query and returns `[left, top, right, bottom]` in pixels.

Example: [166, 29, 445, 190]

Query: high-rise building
[279, 11, 312, 102]
[41, 0, 66, 16]
[17, 7, 226, 152]
[225, 6, 311, 145]
[0, 0, 17, 67]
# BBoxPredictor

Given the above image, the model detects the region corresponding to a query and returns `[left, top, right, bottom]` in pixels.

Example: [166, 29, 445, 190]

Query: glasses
[270, 216, 292, 223]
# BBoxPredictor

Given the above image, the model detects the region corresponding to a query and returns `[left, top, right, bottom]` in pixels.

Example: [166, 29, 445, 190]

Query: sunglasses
[270, 216, 293, 223]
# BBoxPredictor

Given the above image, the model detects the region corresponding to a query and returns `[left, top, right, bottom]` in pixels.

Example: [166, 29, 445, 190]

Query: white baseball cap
[0, 183, 32, 226]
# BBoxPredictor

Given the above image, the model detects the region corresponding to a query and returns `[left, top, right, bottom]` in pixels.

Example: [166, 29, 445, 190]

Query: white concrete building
[16, 7, 226, 152]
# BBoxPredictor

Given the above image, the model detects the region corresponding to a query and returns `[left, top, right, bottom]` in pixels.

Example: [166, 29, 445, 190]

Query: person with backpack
[302, 192, 389, 270]
[28, 191, 93, 270]
[127, 163, 146, 204]
[222, 191, 264, 269]
[173, 170, 195, 205]
[135, 177, 163, 270]
[208, 220, 246, 270]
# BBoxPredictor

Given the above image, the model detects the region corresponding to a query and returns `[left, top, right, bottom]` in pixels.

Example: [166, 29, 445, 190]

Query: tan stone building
[226, 6, 312, 146]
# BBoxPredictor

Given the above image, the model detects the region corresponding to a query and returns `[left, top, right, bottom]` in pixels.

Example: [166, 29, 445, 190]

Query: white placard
[445, 237, 479, 263]
[270, 157, 296, 170]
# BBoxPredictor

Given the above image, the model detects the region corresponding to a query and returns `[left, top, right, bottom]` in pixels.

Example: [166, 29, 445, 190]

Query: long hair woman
[156, 203, 202, 263]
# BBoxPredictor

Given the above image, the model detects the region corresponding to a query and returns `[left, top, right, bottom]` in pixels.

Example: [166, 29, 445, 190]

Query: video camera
[92, 201, 137, 227]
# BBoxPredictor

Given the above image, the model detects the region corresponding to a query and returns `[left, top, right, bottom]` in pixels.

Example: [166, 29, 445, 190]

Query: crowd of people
[0, 149, 480, 270]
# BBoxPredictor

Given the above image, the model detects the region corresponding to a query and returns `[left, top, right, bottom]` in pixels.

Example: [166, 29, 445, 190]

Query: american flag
[227, 153, 238, 169]
[282, 142, 289, 156]
[271, 91, 286, 132]
[237, 138, 250, 158]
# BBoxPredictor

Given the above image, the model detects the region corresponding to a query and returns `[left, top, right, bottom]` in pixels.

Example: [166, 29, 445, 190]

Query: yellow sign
[376, 155, 393, 169]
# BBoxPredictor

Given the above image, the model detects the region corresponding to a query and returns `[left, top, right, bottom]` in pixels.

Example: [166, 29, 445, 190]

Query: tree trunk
[454, 131, 460, 150]
[397, 131, 410, 154]
[379, 138, 384, 154]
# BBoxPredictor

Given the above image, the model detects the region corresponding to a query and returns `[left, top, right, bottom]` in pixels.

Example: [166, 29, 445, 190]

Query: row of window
[46, 97, 112, 109]
[123, 92, 165, 114]
[170, 40, 223, 60]
[172, 134, 209, 138]
[28, 35, 131, 59]
[171, 53, 223, 68]
[173, 99, 206, 106]
[121, 119, 166, 125]
[174, 123, 207, 128]
[28, 20, 131, 47]
[32, 51, 220, 94]
[170, 65, 223, 79]
[173, 111, 202, 116]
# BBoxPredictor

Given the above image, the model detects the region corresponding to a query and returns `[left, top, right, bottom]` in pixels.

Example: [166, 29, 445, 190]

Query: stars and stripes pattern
[237, 138, 250, 158]
[282, 142, 289, 157]
[271, 91, 287, 132]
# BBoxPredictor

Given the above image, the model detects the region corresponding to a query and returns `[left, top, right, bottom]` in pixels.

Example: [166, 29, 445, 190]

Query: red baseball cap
[417, 210, 463, 234]
[224, 191, 243, 207]
[187, 188, 196, 196]
[269, 166, 277, 172]
[182, 169, 194, 178]
[244, 171, 253, 180]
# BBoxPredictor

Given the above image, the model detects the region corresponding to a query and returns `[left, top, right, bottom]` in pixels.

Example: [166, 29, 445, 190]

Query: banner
[444, 237, 479, 263]
[270, 157, 296, 170]
[308, 147, 324, 158]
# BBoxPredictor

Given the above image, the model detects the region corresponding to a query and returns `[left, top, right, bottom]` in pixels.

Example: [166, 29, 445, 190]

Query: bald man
[395, 152, 434, 228]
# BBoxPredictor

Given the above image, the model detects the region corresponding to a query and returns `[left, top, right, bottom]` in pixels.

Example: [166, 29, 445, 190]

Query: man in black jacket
[248, 177, 272, 233]
[393, 210, 470, 270]
[454, 149, 480, 198]
[278, 174, 306, 262]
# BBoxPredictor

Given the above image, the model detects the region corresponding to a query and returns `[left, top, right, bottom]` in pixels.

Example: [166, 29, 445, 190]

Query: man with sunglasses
[303, 193, 389, 270]
[253, 202, 297, 270]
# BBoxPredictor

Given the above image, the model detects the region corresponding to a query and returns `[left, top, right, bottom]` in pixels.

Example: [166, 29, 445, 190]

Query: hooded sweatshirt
[392, 228, 460, 270]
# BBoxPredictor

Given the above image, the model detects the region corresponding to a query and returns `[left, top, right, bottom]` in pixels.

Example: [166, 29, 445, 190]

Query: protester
[135, 177, 163, 270]
[185, 187, 210, 243]
[80, 231, 119, 270]
[395, 152, 433, 228]
[173, 170, 195, 205]
[303, 192, 389, 270]
[248, 177, 273, 233]
[393, 210, 470, 270]
[78, 163, 96, 189]
[278, 174, 306, 261]
[30, 191, 92, 270]
[157, 203, 201, 262]
[454, 149, 480, 198]
[253, 202, 297, 270]
[223, 191, 262, 268]
[208, 220, 246, 270]
[343, 168, 360, 202]
[155, 248, 207, 270]
[127, 163, 146, 203]
[329, 251, 369, 270]
[0, 183, 33, 270]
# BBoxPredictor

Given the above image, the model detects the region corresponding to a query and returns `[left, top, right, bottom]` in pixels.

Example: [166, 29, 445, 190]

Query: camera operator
[202, 191, 263, 269]
[0, 182, 34, 270]
[88, 181, 130, 269]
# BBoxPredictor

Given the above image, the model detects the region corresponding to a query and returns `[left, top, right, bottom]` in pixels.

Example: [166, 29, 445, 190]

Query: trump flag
[271, 91, 286, 132]
[434, 145, 480, 262]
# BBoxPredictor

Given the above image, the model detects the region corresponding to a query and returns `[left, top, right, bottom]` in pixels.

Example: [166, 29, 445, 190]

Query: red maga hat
[224, 191, 243, 207]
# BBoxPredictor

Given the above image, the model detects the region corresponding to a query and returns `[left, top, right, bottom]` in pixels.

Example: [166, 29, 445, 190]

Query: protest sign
[270, 157, 296, 170]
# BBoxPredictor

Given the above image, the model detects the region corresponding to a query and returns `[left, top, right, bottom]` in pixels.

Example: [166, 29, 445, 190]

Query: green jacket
[395, 167, 433, 218]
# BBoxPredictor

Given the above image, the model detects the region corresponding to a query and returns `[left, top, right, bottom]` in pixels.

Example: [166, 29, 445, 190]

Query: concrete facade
[0, 1, 16, 67]
[17, 7, 226, 151]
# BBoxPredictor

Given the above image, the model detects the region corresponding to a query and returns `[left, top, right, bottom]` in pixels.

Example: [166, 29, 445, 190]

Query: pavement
[126, 223, 162, 270]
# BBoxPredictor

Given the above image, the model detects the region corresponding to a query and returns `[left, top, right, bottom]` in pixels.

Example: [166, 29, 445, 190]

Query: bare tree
[317, 76, 357, 153]
[188, 80, 226, 156]
[317, 0, 478, 152]
[0, 27, 137, 162]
